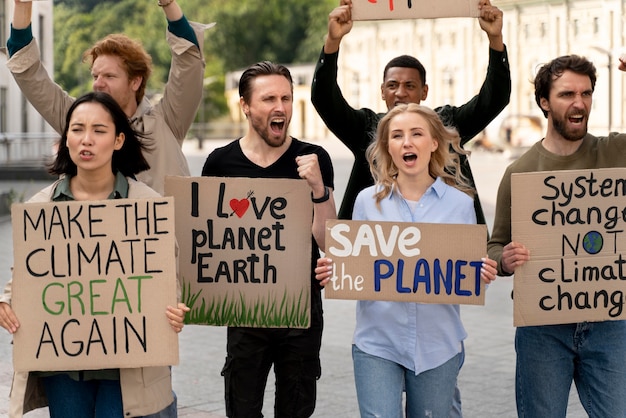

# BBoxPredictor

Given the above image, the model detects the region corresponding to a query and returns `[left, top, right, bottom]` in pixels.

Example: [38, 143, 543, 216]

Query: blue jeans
[42, 374, 177, 418]
[450, 344, 464, 418]
[353, 344, 461, 418]
[515, 321, 626, 418]
[41, 374, 123, 418]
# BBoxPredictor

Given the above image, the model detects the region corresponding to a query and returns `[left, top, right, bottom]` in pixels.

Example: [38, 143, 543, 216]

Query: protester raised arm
[11, 0, 31, 30]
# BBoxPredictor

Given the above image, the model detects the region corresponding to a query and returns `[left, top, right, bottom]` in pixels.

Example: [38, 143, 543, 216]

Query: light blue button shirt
[352, 177, 476, 376]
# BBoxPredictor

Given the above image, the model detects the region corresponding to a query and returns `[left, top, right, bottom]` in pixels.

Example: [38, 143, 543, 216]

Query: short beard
[249, 112, 287, 148]
[552, 115, 587, 142]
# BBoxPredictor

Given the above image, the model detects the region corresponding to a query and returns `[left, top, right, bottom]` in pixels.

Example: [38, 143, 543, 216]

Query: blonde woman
[317, 103, 497, 417]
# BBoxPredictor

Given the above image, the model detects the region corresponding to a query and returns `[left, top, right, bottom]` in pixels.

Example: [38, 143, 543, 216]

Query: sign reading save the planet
[165, 176, 313, 328]
[511, 168, 626, 326]
[324, 219, 487, 304]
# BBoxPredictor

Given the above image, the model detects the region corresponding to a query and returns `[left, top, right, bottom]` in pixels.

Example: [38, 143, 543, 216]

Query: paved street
[0, 138, 587, 417]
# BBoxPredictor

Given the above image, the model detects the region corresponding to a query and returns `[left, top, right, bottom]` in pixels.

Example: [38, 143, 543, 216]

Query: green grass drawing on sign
[182, 280, 310, 327]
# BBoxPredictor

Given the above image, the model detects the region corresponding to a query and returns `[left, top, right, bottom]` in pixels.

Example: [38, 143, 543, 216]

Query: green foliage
[208, 0, 335, 71]
[52, 0, 335, 119]
[54, 0, 102, 13]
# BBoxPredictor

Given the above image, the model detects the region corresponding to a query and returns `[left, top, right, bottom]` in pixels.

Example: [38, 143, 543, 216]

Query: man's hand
[12, 0, 33, 30]
[501, 241, 530, 275]
[478, 0, 504, 52]
[324, 0, 353, 54]
[315, 257, 334, 287]
[619, 54, 626, 72]
[296, 153, 325, 197]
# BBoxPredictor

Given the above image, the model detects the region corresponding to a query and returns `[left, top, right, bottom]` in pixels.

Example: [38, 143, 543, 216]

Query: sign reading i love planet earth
[511, 168, 626, 327]
[165, 176, 313, 328]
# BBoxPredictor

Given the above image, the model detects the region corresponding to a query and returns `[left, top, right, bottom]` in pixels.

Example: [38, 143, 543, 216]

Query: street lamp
[590, 46, 612, 132]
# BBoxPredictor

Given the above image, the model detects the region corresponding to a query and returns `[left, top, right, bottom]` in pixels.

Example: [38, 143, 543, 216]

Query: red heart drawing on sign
[230, 198, 249, 218]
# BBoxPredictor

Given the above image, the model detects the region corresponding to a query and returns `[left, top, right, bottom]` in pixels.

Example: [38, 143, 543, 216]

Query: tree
[54, 0, 102, 13]
[208, 0, 334, 71]
[53, 0, 335, 120]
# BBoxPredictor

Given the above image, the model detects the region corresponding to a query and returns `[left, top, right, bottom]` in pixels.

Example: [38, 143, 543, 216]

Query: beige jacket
[7, 22, 210, 195]
[1, 179, 178, 417]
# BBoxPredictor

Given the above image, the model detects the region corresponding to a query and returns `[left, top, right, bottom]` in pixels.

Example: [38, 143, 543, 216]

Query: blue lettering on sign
[373, 258, 483, 296]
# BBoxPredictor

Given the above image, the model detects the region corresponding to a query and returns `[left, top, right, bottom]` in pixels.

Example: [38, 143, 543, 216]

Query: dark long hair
[49, 91, 150, 177]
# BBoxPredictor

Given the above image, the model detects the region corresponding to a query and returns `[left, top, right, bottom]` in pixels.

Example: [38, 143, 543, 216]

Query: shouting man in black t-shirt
[202, 61, 336, 418]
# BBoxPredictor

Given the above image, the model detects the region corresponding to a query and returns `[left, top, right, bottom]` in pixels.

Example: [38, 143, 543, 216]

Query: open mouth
[403, 153, 417, 162]
[270, 118, 285, 134]
[568, 114, 584, 124]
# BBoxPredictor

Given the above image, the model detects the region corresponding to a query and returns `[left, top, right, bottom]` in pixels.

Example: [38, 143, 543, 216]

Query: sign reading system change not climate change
[512, 168, 626, 326]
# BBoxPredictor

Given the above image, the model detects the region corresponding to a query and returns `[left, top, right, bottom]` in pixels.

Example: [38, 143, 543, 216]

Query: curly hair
[367, 103, 474, 207]
[49, 92, 150, 177]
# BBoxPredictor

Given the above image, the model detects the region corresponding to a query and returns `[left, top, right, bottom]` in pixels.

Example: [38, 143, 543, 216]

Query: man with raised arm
[7, 0, 209, 194]
[312, 0, 511, 222]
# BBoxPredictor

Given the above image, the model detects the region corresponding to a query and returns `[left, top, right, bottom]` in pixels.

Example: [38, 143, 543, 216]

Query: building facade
[0, 0, 55, 164]
[225, 0, 625, 148]
[0, 0, 53, 134]
[334, 0, 625, 147]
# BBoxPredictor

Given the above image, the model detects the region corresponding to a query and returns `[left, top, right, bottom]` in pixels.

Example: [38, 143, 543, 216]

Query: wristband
[311, 186, 330, 204]
[157, 0, 174, 7]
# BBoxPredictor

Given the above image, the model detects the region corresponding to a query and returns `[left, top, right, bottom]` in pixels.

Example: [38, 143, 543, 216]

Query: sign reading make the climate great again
[11, 197, 178, 372]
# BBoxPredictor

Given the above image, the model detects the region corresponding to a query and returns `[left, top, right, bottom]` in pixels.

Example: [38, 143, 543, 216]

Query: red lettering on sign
[368, 0, 395, 11]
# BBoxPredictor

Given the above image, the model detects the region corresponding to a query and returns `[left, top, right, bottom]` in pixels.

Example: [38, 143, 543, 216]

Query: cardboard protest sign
[512, 168, 626, 326]
[165, 176, 313, 328]
[324, 219, 487, 304]
[11, 197, 178, 372]
[352, 0, 480, 20]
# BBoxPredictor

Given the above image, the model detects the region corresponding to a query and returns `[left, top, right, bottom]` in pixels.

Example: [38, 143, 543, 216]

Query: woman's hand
[0, 302, 19, 334]
[480, 256, 498, 284]
[166, 303, 190, 333]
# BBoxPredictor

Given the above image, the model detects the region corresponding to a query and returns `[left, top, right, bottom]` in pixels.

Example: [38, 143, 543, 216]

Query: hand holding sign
[500, 241, 530, 275]
[0, 302, 19, 334]
[325, 1, 354, 53]
[478, 0, 504, 51]
[166, 303, 191, 333]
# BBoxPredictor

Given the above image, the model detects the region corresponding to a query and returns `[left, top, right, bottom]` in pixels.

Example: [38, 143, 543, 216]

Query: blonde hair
[367, 103, 475, 206]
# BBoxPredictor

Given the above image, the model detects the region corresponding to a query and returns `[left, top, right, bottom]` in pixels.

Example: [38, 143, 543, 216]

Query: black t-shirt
[201, 137, 335, 323]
